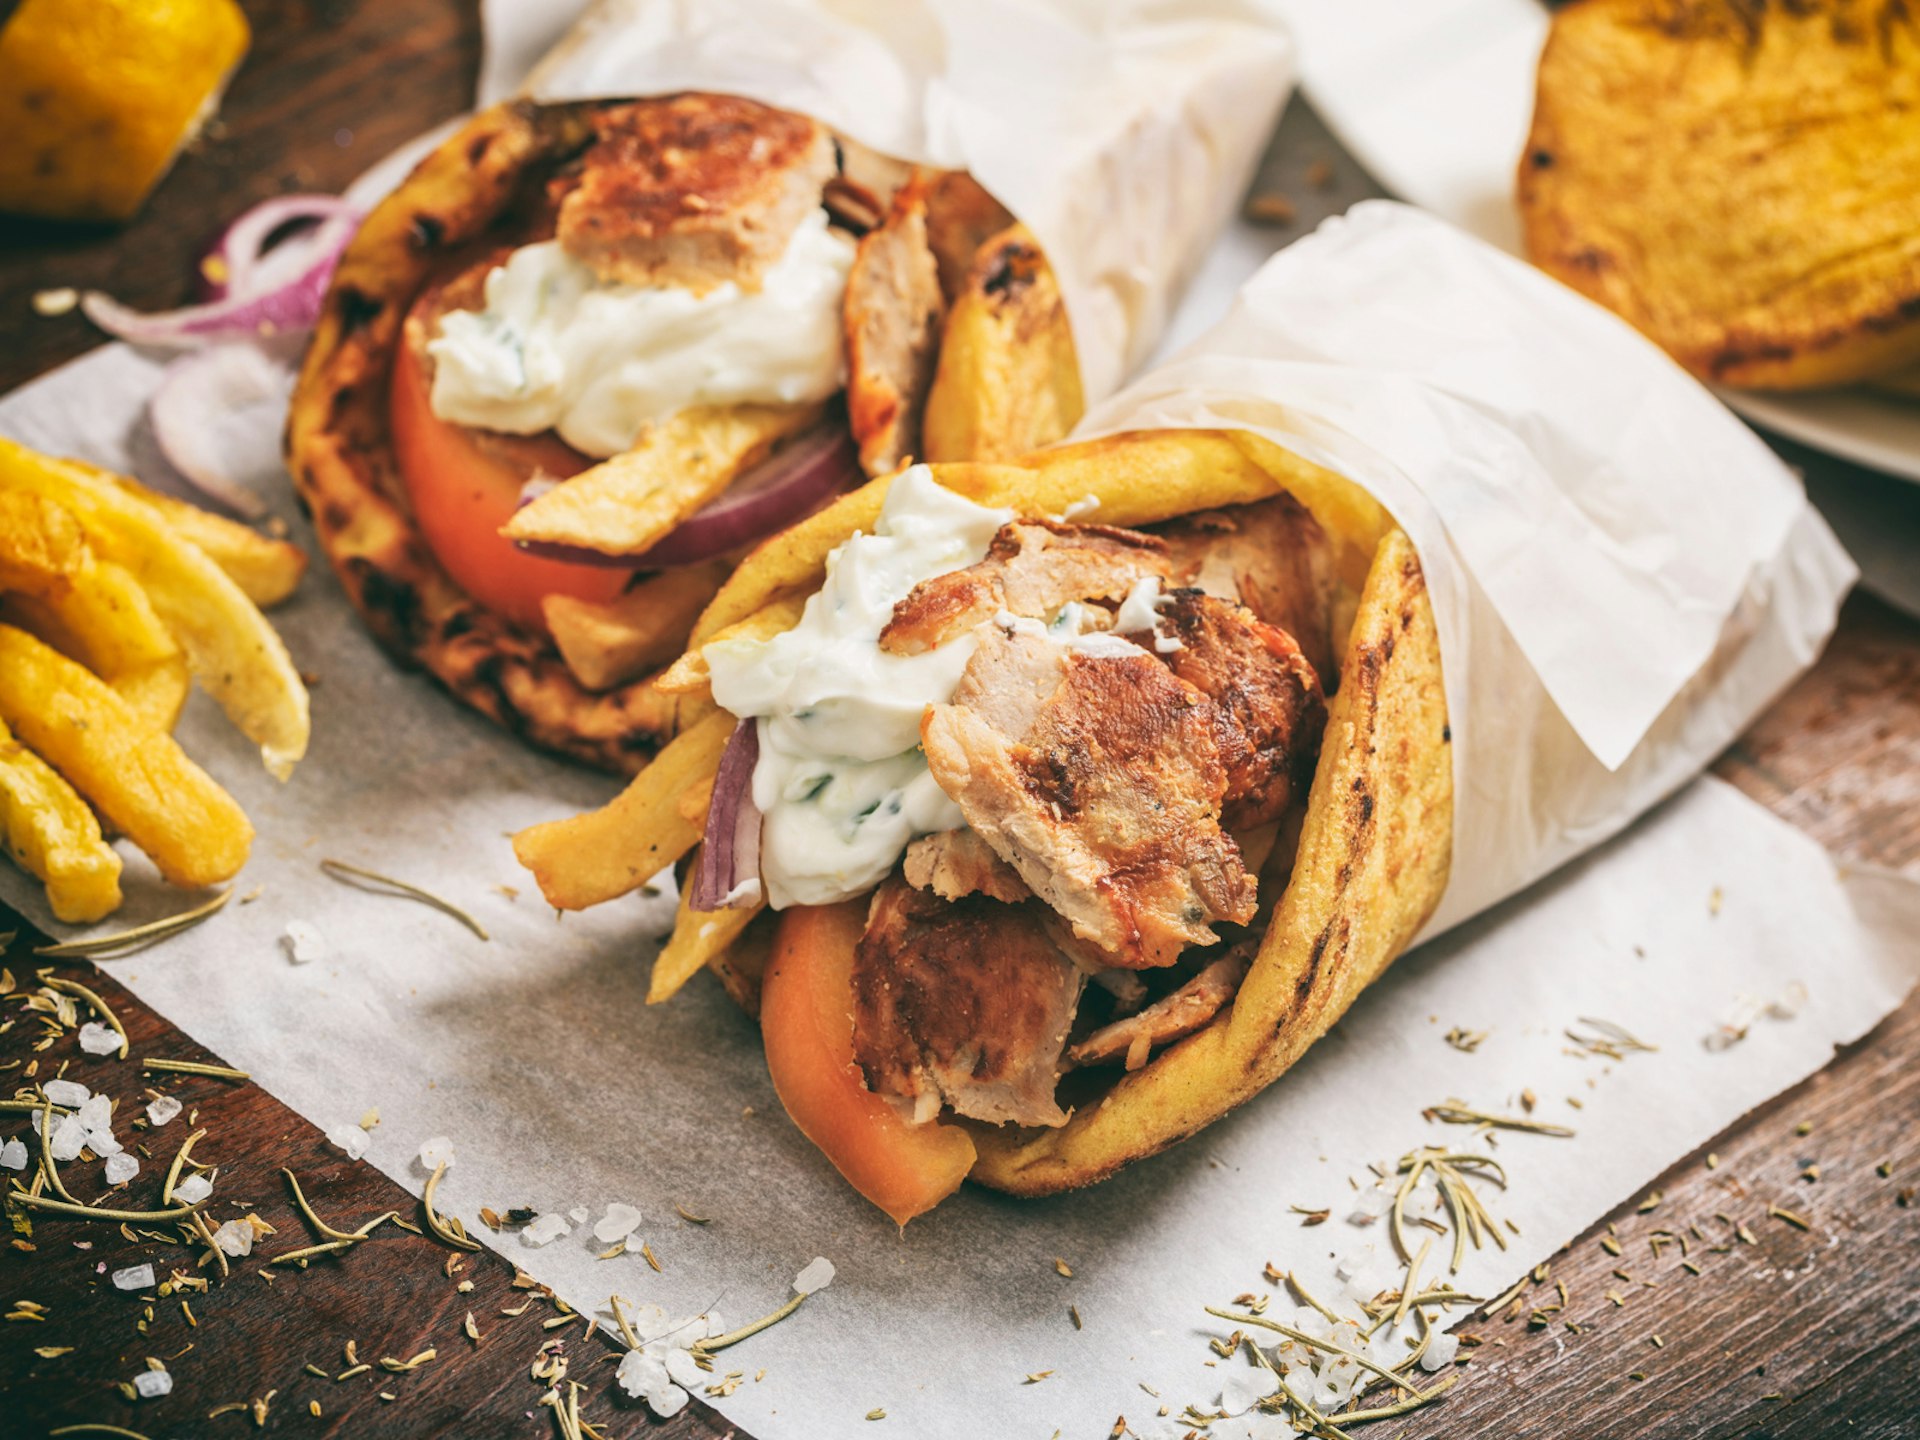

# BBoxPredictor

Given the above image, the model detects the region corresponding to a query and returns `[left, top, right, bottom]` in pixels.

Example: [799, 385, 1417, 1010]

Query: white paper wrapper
[513, 0, 1296, 405]
[1075, 201, 1858, 936]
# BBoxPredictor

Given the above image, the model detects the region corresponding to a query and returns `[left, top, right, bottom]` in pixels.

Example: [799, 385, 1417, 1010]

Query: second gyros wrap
[514, 203, 1852, 1222]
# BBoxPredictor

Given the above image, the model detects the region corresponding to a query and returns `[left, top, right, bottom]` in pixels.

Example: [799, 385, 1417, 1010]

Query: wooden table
[2, 3, 1916, 1436]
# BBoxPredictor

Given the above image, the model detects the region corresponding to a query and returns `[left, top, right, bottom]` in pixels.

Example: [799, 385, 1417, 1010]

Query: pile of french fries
[0, 437, 310, 923]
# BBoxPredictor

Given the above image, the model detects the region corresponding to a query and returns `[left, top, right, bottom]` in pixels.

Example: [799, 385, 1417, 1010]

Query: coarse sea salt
[43, 1079, 89, 1108]
[793, 1256, 836, 1295]
[1421, 1329, 1461, 1371]
[326, 1123, 371, 1160]
[146, 1095, 182, 1127]
[1220, 1365, 1280, 1416]
[283, 918, 329, 964]
[568, 1205, 589, 1224]
[49, 1113, 88, 1163]
[78, 1021, 121, 1055]
[132, 1367, 172, 1399]
[104, 1152, 140, 1185]
[0, 1138, 27, 1170]
[112, 1263, 156, 1291]
[212, 1219, 255, 1257]
[522, 1213, 570, 1247]
[592, 1203, 642, 1244]
[173, 1173, 213, 1205]
[418, 1135, 456, 1171]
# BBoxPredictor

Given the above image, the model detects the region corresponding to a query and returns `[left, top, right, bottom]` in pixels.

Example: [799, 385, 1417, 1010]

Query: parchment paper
[2, 8, 1917, 1438]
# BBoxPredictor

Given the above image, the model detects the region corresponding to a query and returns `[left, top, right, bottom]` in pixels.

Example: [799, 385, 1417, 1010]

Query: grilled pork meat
[921, 627, 1255, 969]
[1069, 947, 1253, 1071]
[1159, 496, 1337, 685]
[903, 827, 1029, 904]
[852, 878, 1082, 1127]
[556, 95, 838, 293]
[843, 179, 946, 476]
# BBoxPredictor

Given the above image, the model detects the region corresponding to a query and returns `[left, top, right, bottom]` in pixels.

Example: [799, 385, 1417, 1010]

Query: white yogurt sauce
[426, 209, 855, 457]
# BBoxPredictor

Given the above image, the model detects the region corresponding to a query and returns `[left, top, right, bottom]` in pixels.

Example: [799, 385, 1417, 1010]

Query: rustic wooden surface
[2, 2, 1917, 1437]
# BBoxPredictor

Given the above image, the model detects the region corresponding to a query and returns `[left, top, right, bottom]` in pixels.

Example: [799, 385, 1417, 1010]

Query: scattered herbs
[320, 859, 489, 941]
[33, 890, 233, 958]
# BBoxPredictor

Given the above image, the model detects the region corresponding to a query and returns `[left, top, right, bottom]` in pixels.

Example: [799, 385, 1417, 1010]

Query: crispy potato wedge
[0, 439, 309, 778]
[845, 174, 945, 476]
[502, 403, 822, 557]
[921, 172, 1015, 305]
[922, 224, 1084, 463]
[0, 713, 123, 924]
[650, 850, 766, 1004]
[0, 624, 252, 889]
[513, 707, 735, 911]
[706, 909, 778, 1019]
[1520, 0, 1920, 389]
[543, 563, 728, 693]
[103, 471, 308, 607]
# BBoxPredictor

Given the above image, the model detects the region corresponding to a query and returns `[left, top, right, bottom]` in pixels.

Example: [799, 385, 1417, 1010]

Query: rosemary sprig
[50, 1426, 157, 1439]
[422, 1160, 480, 1251]
[7, 1189, 211, 1223]
[38, 975, 129, 1058]
[694, 1293, 807, 1355]
[142, 1058, 249, 1080]
[161, 1128, 207, 1206]
[0, 1099, 74, 1115]
[34, 890, 232, 958]
[320, 859, 489, 941]
[1424, 1101, 1575, 1138]
[35, 1101, 82, 1206]
[1338, 1372, 1461, 1424]
[269, 1168, 399, 1265]
[189, 1209, 230, 1280]
[1204, 1308, 1424, 1399]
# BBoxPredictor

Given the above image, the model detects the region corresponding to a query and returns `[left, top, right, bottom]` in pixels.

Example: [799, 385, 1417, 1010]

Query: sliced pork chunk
[1069, 948, 1252, 1071]
[844, 178, 945, 476]
[903, 827, 1028, 904]
[921, 627, 1255, 969]
[880, 520, 1169, 655]
[852, 878, 1081, 1127]
[556, 95, 837, 293]
[1158, 496, 1338, 685]
[1137, 591, 1326, 830]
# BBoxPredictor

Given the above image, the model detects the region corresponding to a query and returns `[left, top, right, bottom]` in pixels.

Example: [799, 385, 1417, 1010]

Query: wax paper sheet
[2, 8, 1917, 1438]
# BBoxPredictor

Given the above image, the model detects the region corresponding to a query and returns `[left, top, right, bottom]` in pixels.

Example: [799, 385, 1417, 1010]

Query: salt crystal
[592, 1202, 642, 1244]
[146, 1095, 182, 1127]
[88, 1128, 123, 1158]
[628, 1303, 670, 1342]
[77, 1093, 111, 1129]
[522, 1213, 570, 1247]
[1347, 1186, 1393, 1224]
[49, 1113, 88, 1162]
[78, 1021, 120, 1055]
[664, 1347, 704, 1388]
[43, 1079, 89, 1108]
[173, 1173, 213, 1204]
[793, 1255, 836, 1295]
[212, 1219, 254, 1257]
[111, 1263, 155, 1291]
[326, 1123, 370, 1160]
[283, 918, 329, 963]
[0, 1138, 26, 1170]
[418, 1135, 456, 1171]
[132, 1367, 172, 1399]
[568, 1205, 589, 1224]
[1420, 1329, 1460, 1371]
[648, 1383, 689, 1418]
[1220, 1366, 1280, 1416]
[1291, 1306, 1331, 1340]
[616, 1348, 669, 1398]
[104, 1152, 140, 1185]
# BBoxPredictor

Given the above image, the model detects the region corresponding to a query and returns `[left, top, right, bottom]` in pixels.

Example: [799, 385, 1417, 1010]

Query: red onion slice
[149, 344, 298, 518]
[515, 422, 863, 572]
[84, 210, 359, 350]
[691, 720, 764, 911]
[197, 194, 362, 302]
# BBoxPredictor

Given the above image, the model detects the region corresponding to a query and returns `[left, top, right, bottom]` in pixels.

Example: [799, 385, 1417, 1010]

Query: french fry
[922, 223, 1084, 464]
[543, 563, 727, 692]
[502, 404, 821, 556]
[104, 472, 309, 607]
[0, 438, 309, 778]
[649, 850, 765, 1004]
[0, 713, 123, 923]
[512, 707, 735, 910]
[0, 624, 251, 888]
[657, 590, 809, 697]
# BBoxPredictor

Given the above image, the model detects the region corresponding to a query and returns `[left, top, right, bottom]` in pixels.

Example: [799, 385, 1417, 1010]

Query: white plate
[1268, 0, 1920, 483]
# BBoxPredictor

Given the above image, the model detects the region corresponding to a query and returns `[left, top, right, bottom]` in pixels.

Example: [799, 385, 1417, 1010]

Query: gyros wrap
[513, 203, 1853, 1221]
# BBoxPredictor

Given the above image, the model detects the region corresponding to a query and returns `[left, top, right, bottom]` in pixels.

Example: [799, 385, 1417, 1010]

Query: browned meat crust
[879, 520, 1168, 656]
[1143, 591, 1326, 831]
[1158, 496, 1337, 685]
[1069, 948, 1252, 1071]
[844, 175, 945, 476]
[852, 878, 1082, 1127]
[903, 827, 1029, 904]
[555, 94, 837, 292]
[921, 627, 1256, 969]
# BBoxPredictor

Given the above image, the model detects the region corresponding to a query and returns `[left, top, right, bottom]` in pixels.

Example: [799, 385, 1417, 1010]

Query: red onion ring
[149, 344, 296, 518]
[195, 194, 362, 302]
[514, 422, 863, 572]
[691, 720, 764, 911]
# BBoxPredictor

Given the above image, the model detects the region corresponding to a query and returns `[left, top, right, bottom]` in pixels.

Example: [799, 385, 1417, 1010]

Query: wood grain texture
[2, 1, 1918, 1436]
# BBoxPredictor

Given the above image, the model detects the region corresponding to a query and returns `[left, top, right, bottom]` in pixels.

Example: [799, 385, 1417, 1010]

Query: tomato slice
[761, 901, 977, 1226]
[389, 280, 629, 634]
